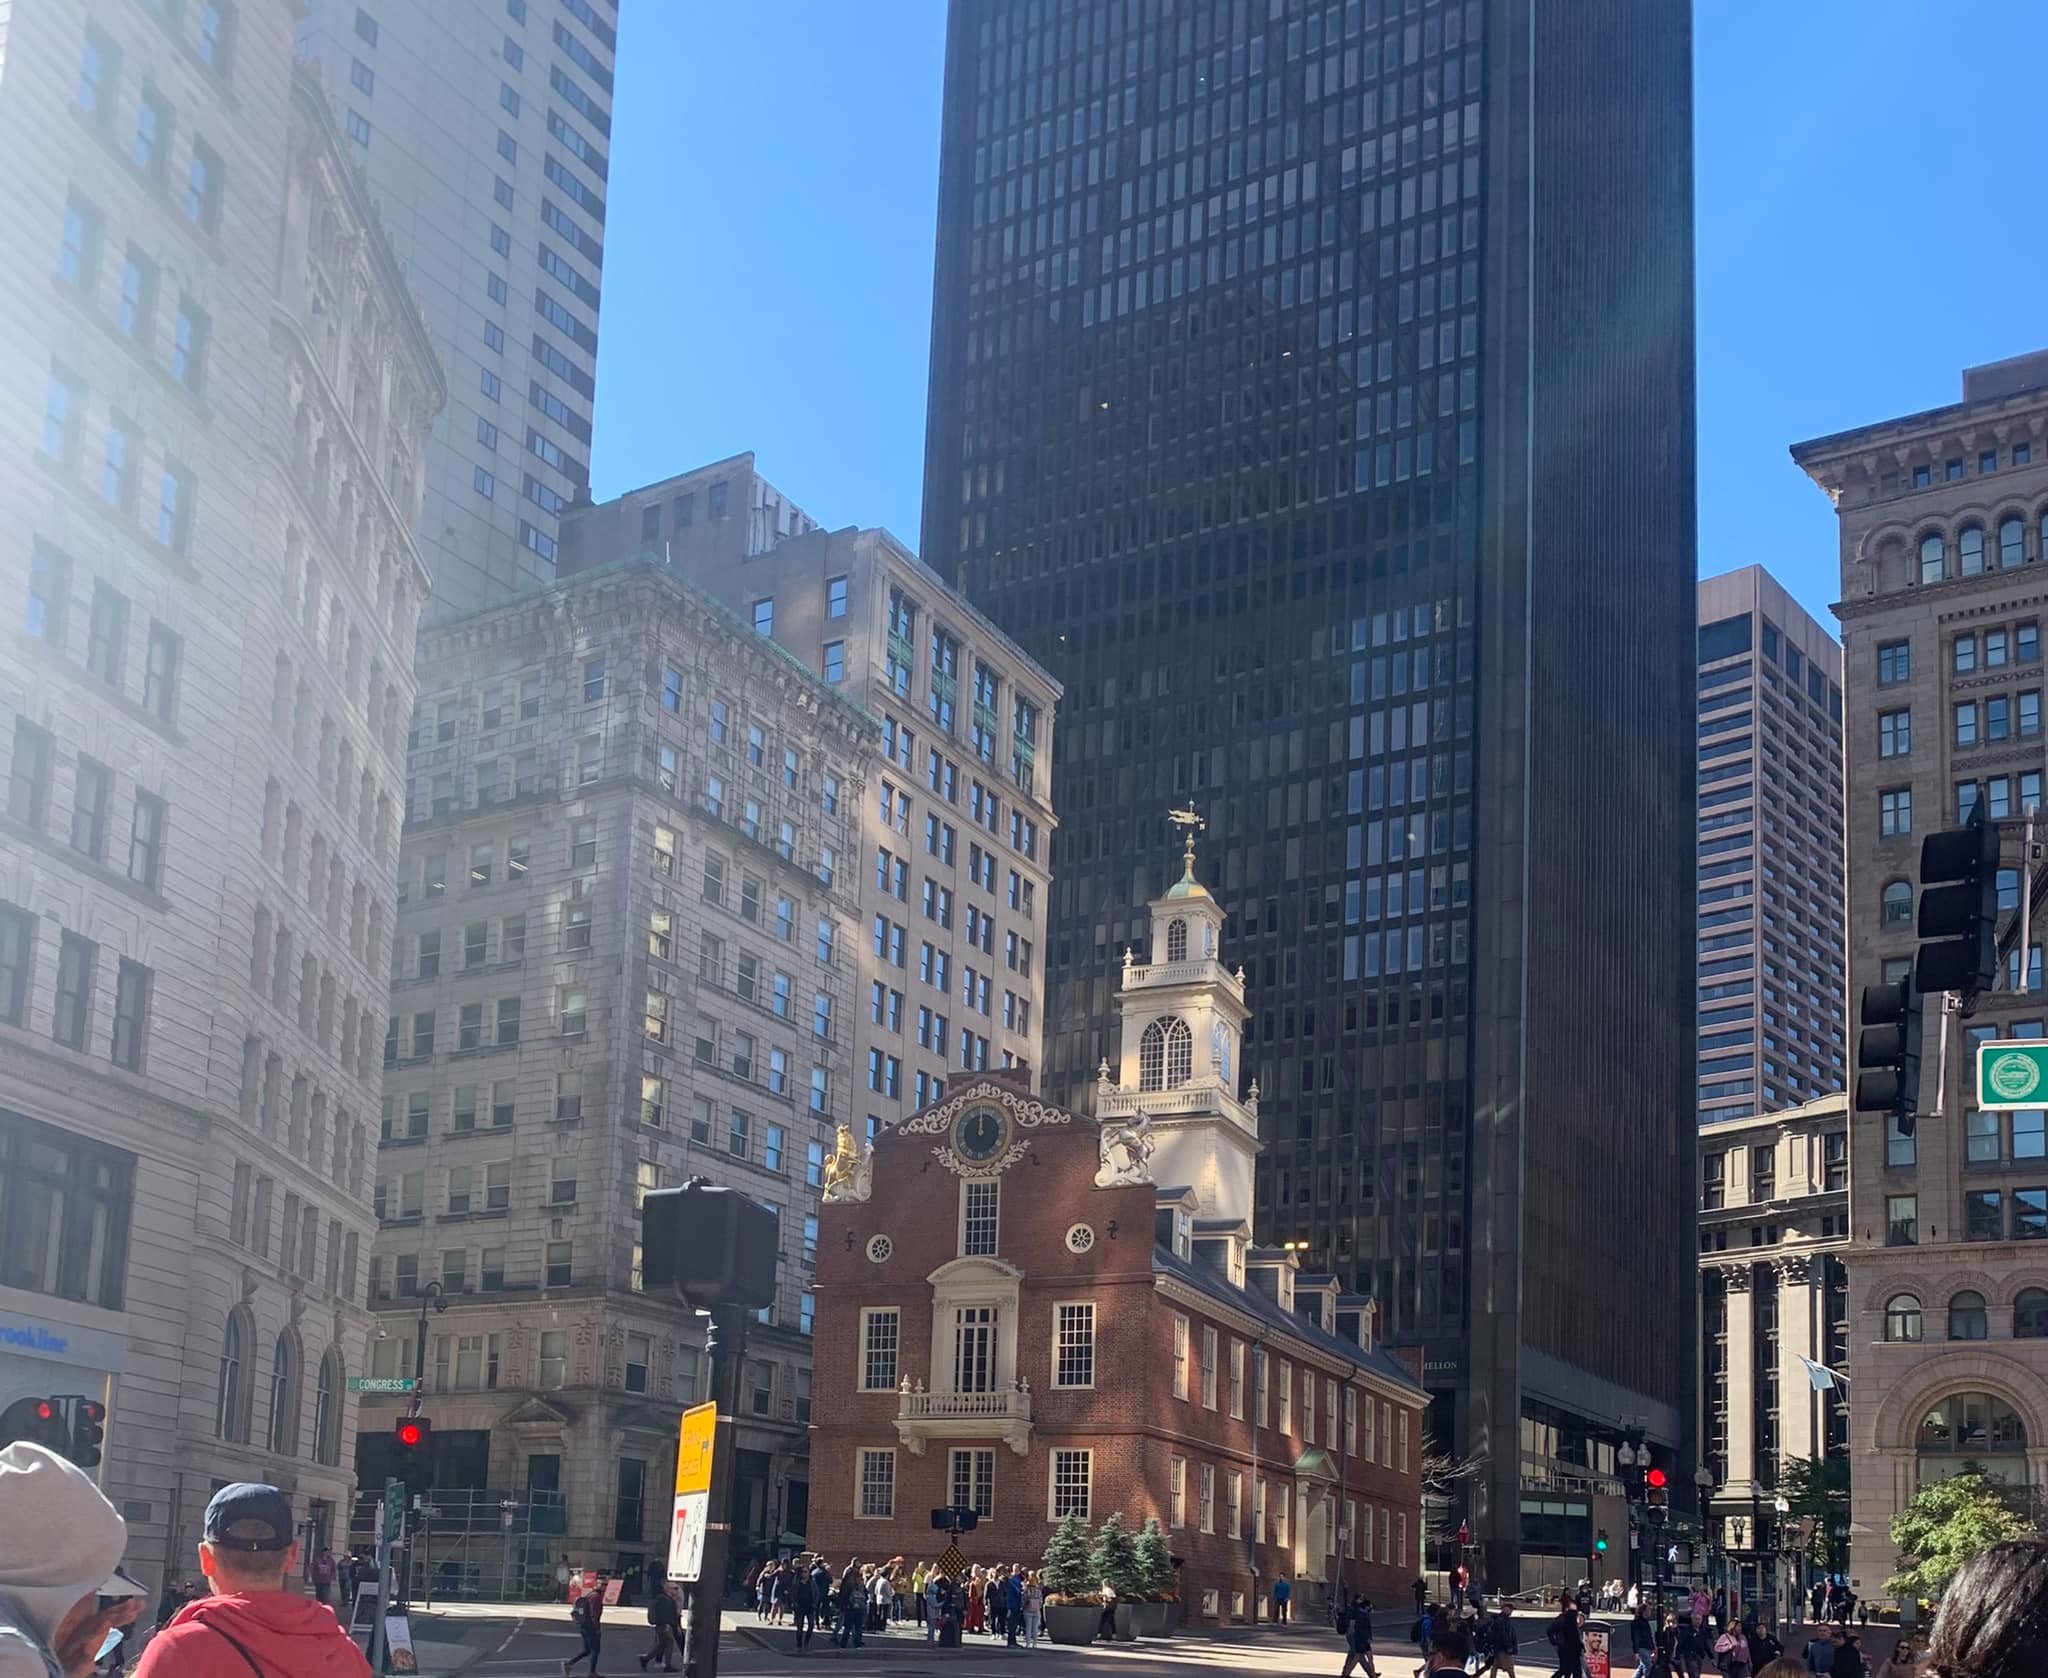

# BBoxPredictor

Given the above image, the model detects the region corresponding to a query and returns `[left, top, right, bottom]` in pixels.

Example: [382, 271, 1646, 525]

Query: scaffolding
[349, 1486, 570, 1602]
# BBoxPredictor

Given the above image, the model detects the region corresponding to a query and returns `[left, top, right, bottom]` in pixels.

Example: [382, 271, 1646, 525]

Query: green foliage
[1040, 1513, 1096, 1599]
[1089, 1511, 1144, 1598]
[1886, 1467, 2034, 1601]
[1780, 1454, 1852, 1573]
[1134, 1516, 1176, 1599]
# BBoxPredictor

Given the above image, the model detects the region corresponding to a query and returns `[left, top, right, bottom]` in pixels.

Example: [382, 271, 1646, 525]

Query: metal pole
[422, 1508, 433, 1610]
[370, 1478, 398, 1673]
[686, 1304, 747, 1678]
[2023, 810, 2036, 990]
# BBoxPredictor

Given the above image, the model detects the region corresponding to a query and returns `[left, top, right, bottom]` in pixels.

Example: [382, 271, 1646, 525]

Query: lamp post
[1617, 1441, 1644, 1588]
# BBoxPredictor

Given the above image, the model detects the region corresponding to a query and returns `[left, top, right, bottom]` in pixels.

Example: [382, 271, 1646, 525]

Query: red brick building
[809, 852, 1425, 1623]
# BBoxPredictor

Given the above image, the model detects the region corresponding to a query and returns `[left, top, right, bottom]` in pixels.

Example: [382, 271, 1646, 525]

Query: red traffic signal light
[395, 1421, 424, 1448]
[0, 1396, 71, 1454]
[1645, 1467, 1667, 1488]
[65, 1397, 106, 1469]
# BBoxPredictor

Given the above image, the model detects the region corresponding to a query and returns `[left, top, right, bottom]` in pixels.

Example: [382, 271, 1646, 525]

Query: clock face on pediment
[951, 1105, 1011, 1167]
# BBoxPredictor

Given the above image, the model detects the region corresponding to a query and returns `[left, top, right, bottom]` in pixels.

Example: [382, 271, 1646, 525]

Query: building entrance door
[953, 1308, 996, 1392]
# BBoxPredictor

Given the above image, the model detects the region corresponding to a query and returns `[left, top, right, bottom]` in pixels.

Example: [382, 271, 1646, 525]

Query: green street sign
[1977, 1042, 2048, 1109]
[348, 1377, 418, 1393]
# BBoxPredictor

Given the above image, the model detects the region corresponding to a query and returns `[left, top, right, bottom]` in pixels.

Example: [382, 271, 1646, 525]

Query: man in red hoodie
[134, 1483, 370, 1678]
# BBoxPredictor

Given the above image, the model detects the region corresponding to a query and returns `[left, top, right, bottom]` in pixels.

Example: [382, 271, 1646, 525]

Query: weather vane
[1167, 806, 1204, 876]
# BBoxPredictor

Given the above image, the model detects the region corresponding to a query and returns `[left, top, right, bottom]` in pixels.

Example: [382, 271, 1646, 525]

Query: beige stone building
[562, 463, 1063, 1131]
[0, 0, 439, 1591]
[1698, 1095, 1850, 1621]
[1794, 350, 2048, 1595]
[359, 557, 874, 1586]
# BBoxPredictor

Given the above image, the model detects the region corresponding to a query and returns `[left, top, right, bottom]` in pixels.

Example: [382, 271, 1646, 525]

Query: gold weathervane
[1167, 806, 1204, 878]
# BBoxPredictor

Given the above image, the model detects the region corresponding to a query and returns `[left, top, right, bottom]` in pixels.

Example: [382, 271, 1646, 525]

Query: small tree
[1134, 1516, 1176, 1600]
[1887, 1466, 2033, 1602]
[1090, 1511, 1145, 1599]
[1781, 1455, 1851, 1575]
[1041, 1513, 1096, 1601]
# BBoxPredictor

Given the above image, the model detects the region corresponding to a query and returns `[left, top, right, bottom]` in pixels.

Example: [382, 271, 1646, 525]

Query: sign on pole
[349, 1377, 419, 1394]
[668, 1402, 716, 1583]
[1585, 1627, 1610, 1678]
[1977, 1041, 2048, 1109]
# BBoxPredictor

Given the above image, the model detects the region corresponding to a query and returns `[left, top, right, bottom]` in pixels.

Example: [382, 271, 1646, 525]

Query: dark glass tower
[921, 0, 1696, 1584]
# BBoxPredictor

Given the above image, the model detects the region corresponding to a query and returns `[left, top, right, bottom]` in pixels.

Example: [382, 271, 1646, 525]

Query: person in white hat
[0, 1441, 146, 1678]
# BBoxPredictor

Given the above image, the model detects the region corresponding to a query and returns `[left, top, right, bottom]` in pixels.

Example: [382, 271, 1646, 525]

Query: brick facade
[809, 1074, 1424, 1624]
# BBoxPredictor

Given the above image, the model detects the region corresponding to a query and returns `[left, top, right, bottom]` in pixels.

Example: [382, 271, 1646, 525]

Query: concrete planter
[1044, 1604, 1098, 1645]
[1130, 1601, 1173, 1638]
[1112, 1604, 1137, 1641]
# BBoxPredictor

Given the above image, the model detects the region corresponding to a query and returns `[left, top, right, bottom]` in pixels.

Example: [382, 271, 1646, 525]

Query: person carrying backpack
[564, 1580, 604, 1676]
[638, 1584, 680, 1674]
[1341, 1596, 1379, 1678]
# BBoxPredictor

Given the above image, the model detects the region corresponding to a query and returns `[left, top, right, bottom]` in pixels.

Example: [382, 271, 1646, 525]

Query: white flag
[1798, 1354, 1843, 1391]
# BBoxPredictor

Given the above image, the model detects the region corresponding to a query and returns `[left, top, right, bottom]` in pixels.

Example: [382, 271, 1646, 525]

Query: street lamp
[412, 1280, 448, 1397]
[1694, 1467, 1716, 1589]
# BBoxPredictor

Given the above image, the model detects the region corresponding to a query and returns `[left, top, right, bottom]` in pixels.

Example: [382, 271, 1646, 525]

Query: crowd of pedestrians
[742, 1555, 1050, 1649]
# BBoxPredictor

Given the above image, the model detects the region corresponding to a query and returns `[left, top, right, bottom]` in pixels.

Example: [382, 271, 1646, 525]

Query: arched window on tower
[1166, 919, 1188, 962]
[1212, 1021, 1233, 1085]
[1140, 1016, 1194, 1091]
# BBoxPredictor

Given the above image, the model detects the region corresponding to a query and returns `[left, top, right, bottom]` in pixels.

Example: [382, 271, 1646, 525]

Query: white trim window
[1396, 1510, 1407, 1567]
[1303, 1377, 1316, 1443]
[1326, 1378, 1337, 1445]
[1049, 1448, 1092, 1520]
[1345, 1499, 1358, 1559]
[1171, 1313, 1189, 1400]
[1279, 1362, 1293, 1434]
[1255, 1347, 1268, 1428]
[1198, 1463, 1215, 1533]
[1169, 1456, 1186, 1529]
[1399, 1408, 1410, 1472]
[1379, 1401, 1391, 1466]
[857, 1448, 895, 1518]
[1363, 1391, 1376, 1459]
[1253, 1476, 1267, 1543]
[1200, 1324, 1218, 1409]
[960, 1179, 999, 1257]
[1226, 1468, 1242, 1538]
[1228, 1339, 1245, 1418]
[1053, 1301, 1095, 1388]
[949, 1447, 995, 1518]
[1345, 1387, 1357, 1454]
[859, 1307, 900, 1390]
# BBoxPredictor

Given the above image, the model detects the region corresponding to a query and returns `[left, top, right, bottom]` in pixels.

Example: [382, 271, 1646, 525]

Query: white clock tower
[1096, 822, 1261, 1221]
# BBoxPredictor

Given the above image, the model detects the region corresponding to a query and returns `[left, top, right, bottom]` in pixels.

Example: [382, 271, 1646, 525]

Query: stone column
[1776, 1257, 1820, 1465]
[1723, 1267, 1756, 1496]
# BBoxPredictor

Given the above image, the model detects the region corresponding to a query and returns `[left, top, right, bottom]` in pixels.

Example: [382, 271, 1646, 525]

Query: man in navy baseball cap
[133, 1484, 369, 1678]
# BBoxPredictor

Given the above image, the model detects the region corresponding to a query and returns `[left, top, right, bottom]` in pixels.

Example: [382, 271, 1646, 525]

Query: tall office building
[360, 557, 872, 1583]
[297, 0, 615, 616]
[921, 0, 1697, 1583]
[1794, 349, 2048, 1594]
[1696, 568, 1847, 1126]
[563, 458, 1063, 1133]
[1, 0, 439, 1586]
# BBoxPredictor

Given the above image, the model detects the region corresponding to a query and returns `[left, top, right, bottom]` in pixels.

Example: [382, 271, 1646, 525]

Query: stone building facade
[1697, 1095, 1849, 1623]
[809, 854, 1425, 1623]
[357, 557, 875, 1584]
[563, 471, 1064, 1120]
[0, 0, 438, 1593]
[1794, 350, 2048, 1595]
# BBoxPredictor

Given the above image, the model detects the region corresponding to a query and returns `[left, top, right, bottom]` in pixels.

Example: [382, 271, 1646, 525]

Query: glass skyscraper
[921, 0, 1697, 1581]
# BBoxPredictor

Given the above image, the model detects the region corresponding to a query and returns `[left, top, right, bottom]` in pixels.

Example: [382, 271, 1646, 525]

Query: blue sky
[593, 2, 2048, 633]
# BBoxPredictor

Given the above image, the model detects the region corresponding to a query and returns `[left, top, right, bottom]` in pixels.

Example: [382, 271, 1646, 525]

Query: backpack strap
[208, 1621, 268, 1678]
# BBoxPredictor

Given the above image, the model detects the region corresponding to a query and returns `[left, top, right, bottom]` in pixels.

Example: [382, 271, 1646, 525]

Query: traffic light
[1917, 813, 2001, 998]
[392, 1416, 432, 1488]
[64, 1397, 106, 1469]
[1854, 976, 1924, 1129]
[1645, 1467, 1669, 1511]
[641, 1180, 779, 1309]
[1595, 1531, 1609, 1554]
[0, 1396, 70, 1454]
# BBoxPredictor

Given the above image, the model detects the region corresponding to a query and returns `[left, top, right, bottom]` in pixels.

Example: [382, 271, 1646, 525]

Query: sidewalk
[397, 1606, 528, 1676]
